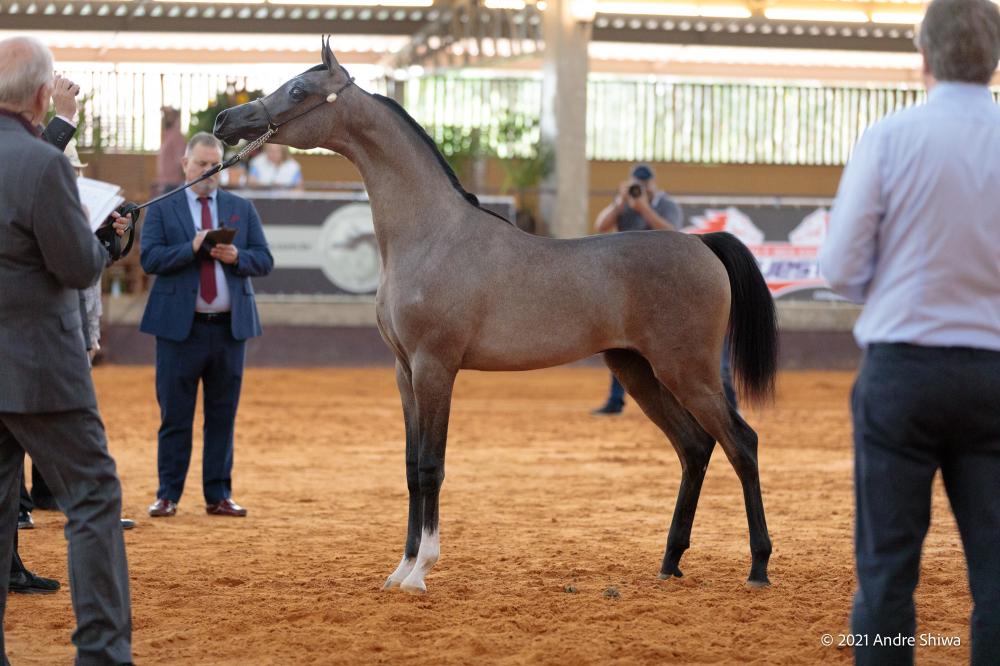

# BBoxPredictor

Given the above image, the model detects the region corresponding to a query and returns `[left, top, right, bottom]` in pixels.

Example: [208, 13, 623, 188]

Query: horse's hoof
[382, 577, 402, 590]
[658, 567, 683, 580]
[746, 578, 771, 589]
[400, 580, 427, 595]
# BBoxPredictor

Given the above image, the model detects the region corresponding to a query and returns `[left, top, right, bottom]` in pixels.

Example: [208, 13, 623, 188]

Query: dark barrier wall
[242, 192, 515, 296]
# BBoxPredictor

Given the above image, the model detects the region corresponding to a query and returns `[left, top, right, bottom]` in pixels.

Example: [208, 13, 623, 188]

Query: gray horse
[214, 39, 778, 594]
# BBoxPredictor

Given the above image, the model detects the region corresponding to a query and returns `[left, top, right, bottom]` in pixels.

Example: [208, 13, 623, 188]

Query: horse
[214, 38, 778, 594]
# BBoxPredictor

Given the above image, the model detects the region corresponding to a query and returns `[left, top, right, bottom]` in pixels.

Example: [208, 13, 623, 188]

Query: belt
[194, 312, 231, 324]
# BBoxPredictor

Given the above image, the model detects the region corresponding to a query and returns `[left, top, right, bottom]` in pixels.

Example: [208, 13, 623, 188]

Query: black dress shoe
[8, 569, 60, 594]
[121, 518, 136, 530]
[591, 401, 624, 416]
[17, 510, 33, 530]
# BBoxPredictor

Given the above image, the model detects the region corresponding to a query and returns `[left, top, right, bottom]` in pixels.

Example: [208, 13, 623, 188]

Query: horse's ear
[321, 35, 338, 71]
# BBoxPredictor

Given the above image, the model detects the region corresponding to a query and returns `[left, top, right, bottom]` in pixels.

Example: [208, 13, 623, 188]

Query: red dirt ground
[5, 367, 972, 664]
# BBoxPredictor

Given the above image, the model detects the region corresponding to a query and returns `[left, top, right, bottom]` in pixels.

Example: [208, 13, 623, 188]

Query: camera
[627, 183, 643, 199]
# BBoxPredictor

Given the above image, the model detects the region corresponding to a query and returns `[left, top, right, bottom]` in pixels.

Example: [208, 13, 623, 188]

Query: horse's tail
[699, 232, 778, 408]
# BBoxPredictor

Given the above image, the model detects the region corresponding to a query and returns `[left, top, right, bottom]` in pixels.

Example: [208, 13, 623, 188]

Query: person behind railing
[248, 143, 304, 191]
[155, 106, 186, 196]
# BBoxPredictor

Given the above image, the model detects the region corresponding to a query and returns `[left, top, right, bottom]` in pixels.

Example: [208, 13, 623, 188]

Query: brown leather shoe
[205, 498, 247, 517]
[148, 498, 177, 517]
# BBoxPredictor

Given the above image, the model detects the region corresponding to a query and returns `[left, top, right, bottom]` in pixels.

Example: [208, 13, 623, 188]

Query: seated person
[248, 144, 303, 190]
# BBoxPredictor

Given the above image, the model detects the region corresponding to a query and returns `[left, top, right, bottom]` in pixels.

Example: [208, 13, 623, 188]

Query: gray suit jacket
[0, 115, 106, 412]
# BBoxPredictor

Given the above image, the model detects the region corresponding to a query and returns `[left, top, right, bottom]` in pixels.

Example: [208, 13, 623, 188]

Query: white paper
[77, 177, 124, 232]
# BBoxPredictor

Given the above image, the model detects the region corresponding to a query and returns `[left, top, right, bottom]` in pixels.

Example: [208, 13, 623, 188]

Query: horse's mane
[371, 94, 512, 225]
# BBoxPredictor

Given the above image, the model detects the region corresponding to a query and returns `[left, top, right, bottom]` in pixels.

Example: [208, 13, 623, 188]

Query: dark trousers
[18, 470, 30, 514]
[155, 320, 245, 505]
[9, 523, 23, 576]
[30, 463, 54, 508]
[607, 344, 738, 408]
[19, 463, 56, 514]
[0, 408, 132, 664]
[851, 343, 1000, 666]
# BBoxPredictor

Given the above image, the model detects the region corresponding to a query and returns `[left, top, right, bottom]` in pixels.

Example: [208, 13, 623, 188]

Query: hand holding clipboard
[196, 227, 239, 263]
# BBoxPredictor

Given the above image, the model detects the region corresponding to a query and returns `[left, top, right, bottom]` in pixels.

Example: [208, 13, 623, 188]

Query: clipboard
[197, 227, 238, 261]
[205, 227, 237, 246]
[77, 177, 125, 231]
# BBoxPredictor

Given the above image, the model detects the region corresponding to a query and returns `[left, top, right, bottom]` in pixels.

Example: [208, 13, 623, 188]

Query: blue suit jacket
[139, 189, 273, 342]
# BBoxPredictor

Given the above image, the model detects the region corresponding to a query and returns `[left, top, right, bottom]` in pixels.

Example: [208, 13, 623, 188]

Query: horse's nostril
[212, 110, 232, 140]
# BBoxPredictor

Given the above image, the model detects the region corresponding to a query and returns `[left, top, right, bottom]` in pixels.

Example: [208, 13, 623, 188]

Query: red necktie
[198, 196, 218, 304]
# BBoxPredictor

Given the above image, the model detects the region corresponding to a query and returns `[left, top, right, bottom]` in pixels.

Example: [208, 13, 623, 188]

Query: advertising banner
[247, 192, 838, 303]
[678, 197, 841, 302]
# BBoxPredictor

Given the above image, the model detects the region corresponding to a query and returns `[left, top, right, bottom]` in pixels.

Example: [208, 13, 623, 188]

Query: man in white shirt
[820, 1, 1000, 663]
[248, 143, 303, 190]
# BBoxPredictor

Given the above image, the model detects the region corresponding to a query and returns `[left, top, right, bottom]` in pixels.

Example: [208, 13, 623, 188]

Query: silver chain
[232, 127, 276, 163]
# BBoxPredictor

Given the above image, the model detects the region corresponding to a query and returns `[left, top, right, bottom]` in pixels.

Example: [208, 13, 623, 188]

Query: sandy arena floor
[5, 367, 972, 664]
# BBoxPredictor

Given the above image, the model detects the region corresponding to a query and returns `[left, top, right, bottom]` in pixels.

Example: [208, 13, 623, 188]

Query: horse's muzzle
[213, 103, 268, 146]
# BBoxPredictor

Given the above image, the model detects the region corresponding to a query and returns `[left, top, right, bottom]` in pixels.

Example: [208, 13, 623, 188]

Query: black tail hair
[699, 232, 778, 407]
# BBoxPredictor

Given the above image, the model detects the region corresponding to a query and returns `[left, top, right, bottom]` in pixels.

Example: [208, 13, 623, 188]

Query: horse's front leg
[400, 356, 456, 595]
[383, 360, 422, 590]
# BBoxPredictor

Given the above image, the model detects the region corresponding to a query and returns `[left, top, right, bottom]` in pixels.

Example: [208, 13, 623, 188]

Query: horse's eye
[290, 87, 306, 101]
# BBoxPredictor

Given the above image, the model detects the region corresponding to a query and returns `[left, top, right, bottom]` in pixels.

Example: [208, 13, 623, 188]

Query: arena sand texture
[6, 367, 972, 664]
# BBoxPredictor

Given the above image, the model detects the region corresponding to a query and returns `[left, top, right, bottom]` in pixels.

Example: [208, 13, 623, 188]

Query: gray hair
[0, 36, 54, 108]
[185, 131, 225, 157]
[917, 0, 1000, 84]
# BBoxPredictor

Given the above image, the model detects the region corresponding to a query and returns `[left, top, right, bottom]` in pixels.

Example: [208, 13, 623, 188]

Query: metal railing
[63, 65, 1000, 165]
[60, 63, 388, 153]
[586, 80, 930, 165]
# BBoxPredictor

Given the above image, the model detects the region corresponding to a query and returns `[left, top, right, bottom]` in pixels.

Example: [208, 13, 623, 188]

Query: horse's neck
[331, 98, 466, 262]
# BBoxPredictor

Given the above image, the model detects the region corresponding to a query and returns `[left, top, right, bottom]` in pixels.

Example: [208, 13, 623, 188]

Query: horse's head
[214, 36, 353, 150]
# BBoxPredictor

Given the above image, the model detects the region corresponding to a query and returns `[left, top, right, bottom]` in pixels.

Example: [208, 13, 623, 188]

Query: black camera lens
[627, 184, 642, 198]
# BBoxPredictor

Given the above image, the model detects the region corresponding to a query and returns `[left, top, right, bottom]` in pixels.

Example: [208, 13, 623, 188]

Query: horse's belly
[461, 327, 608, 371]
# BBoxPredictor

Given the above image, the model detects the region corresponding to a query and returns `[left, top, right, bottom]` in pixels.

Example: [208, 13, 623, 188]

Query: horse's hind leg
[604, 350, 715, 580]
[383, 360, 422, 590]
[656, 360, 772, 587]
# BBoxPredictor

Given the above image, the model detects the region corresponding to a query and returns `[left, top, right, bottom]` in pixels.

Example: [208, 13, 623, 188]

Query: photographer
[591, 165, 684, 415]
[0, 36, 132, 663]
[594, 164, 682, 233]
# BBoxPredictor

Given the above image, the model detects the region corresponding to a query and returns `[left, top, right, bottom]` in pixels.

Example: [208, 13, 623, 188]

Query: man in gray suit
[0, 36, 133, 665]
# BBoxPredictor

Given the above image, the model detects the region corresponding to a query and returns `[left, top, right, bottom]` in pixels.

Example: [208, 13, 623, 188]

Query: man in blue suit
[140, 132, 273, 518]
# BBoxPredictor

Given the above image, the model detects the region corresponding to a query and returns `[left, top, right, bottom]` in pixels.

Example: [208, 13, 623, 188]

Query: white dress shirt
[820, 82, 1000, 352]
[184, 188, 232, 313]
